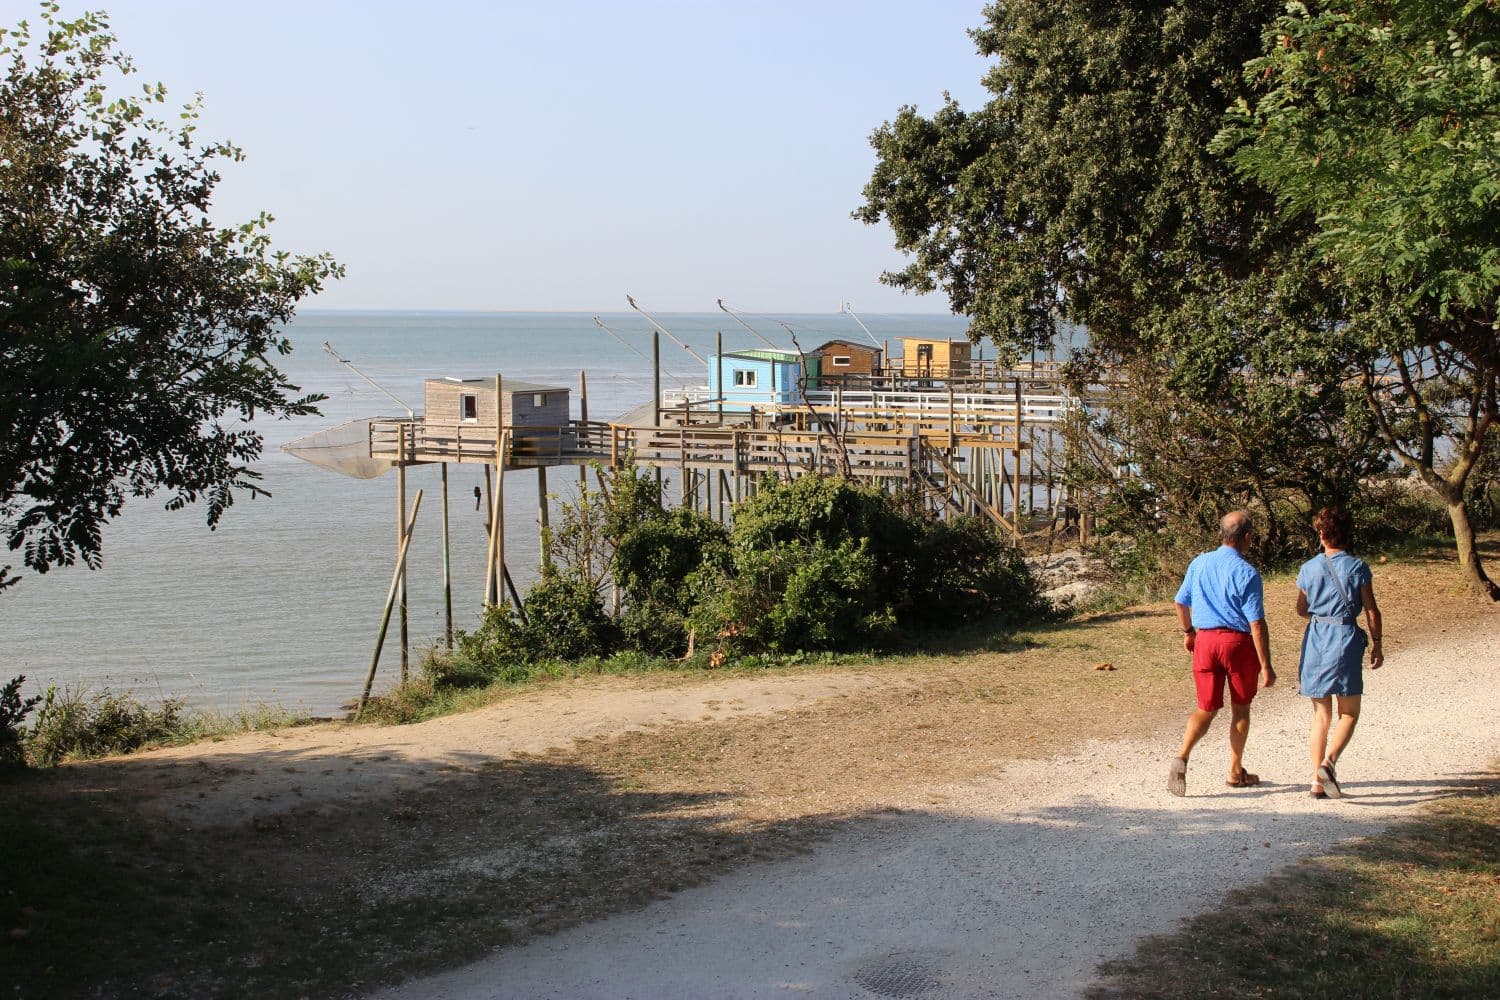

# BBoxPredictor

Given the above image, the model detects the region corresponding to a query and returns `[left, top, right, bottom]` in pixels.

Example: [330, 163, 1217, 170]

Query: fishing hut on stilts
[285, 306, 1101, 711]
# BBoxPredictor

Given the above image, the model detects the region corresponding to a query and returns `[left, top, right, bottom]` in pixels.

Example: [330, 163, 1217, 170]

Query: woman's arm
[1296, 589, 1310, 619]
[1361, 582, 1383, 669]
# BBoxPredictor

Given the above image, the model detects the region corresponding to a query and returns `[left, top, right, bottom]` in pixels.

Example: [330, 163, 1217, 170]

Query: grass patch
[1089, 773, 1500, 999]
[9, 684, 312, 769]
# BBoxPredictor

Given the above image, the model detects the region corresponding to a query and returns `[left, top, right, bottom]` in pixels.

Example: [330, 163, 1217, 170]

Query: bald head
[1221, 510, 1254, 547]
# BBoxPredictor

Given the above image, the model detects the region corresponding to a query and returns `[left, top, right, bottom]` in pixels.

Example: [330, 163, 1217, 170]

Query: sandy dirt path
[117, 671, 907, 827]
[372, 620, 1500, 1000]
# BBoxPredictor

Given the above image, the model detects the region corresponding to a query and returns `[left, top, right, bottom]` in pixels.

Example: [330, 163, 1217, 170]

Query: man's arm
[1175, 601, 1196, 652]
[1250, 618, 1275, 687]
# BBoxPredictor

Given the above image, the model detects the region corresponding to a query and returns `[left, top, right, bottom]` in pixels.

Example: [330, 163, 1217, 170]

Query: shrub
[454, 576, 619, 676]
[1352, 476, 1452, 545]
[614, 509, 731, 655]
[689, 539, 898, 654]
[1, 675, 41, 768]
[25, 686, 188, 768]
[909, 517, 1052, 627]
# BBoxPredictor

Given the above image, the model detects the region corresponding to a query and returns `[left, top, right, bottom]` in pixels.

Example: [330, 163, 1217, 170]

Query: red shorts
[1192, 628, 1260, 711]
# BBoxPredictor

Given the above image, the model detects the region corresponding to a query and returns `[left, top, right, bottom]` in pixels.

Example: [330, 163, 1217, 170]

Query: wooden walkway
[368, 419, 1026, 482]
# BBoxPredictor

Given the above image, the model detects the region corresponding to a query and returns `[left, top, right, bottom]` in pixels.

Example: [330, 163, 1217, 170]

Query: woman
[1295, 506, 1384, 799]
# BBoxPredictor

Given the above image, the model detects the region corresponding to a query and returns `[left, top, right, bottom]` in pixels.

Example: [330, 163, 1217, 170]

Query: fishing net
[281, 418, 393, 479]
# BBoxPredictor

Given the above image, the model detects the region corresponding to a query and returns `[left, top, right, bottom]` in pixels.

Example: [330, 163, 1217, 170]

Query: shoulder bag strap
[1317, 554, 1358, 618]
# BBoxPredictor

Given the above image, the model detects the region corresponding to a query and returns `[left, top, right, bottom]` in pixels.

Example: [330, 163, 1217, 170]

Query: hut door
[917, 343, 933, 377]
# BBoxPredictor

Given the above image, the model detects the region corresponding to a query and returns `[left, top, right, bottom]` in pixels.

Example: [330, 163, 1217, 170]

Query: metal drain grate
[851, 952, 944, 998]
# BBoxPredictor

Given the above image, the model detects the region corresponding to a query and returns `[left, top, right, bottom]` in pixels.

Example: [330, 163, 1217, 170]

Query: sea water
[1, 311, 968, 715]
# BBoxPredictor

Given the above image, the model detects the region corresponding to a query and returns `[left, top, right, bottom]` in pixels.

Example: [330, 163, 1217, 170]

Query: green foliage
[909, 518, 1051, 628]
[1222, 0, 1500, 320]
[613, 508, 730, 655]
[546, 460, 665, 588]
[690, 539, 899, 654]
[0, 6, 341, 594]
[857, 1, 1285, 357]
[0, 673, 40, 767]
[455, 577, 619, 676]
[691, 476, 1047, 655]
[24, 685, 188, 768]
[1218, 0, 1500, 594]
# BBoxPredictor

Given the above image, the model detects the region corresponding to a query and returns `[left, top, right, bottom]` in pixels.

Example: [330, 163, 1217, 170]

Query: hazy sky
[42, 1, 996, 313]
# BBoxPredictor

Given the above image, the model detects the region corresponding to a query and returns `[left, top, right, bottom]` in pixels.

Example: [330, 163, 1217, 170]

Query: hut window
[831, 355, 851, 367]
[461, 394, 478, 422]
[533, 393, 545, 408]
[733, 369, 757, 387]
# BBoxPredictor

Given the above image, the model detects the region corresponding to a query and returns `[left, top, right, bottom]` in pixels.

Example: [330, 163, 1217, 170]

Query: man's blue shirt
[1174, 545, 1265, 632]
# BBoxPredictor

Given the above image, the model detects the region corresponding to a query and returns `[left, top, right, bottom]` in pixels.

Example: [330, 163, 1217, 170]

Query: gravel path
[376, 619, 1500, 1000]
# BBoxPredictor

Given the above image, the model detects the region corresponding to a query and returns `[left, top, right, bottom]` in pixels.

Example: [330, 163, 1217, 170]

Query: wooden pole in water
[441, 462, 452, 649]
[360, 490, 424, 716]
[578, 370, 589, 489]
[397, 422, 409, 684]
[537, 465, 551, 572]
[653, 331, 662, 493]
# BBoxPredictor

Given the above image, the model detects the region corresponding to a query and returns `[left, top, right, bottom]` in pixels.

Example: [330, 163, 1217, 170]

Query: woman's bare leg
[1309, 697, 1333, 790]
[1325, 694, 1362, 765]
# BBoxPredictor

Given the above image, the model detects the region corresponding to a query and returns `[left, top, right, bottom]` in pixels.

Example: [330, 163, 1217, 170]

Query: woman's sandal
[1226, 768, 1261, 788]
[1309, 783, 1327, 799]
[1317, 760, 1342, 799]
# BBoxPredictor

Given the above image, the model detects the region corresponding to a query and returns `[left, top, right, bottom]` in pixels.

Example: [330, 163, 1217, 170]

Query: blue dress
[1297, 552, 1372, 697]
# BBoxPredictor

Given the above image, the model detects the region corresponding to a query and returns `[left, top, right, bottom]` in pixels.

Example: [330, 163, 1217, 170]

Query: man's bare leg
[1228, 702, 1251, 778]
[1177, 708, 1217, 762]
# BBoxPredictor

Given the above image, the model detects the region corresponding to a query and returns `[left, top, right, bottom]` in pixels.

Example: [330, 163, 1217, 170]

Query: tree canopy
[1218, 0, 1500, 595]
[0, 6, 340, 592]
[857, 1, 1377, 556]
[859, 1, 1498, 590]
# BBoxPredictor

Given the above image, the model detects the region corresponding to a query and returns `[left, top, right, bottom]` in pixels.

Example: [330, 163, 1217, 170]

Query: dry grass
[1088, 774, 1500, 998]
[1, 540, 1494, 997]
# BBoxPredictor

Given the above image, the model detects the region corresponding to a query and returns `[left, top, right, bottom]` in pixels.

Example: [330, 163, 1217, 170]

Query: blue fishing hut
[707, 349, 820, 414]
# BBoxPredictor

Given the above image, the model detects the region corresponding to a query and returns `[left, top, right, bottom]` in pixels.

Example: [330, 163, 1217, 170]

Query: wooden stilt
[537, 465, 551, 572]
[578, 370, 589, 489]
[359, 490, 424, 716]
[482, 462, 497, 607]
[1013, 379, 1023, 527]
[441, 461, 452, 649]
[495, 427, 509, 609]
[397, 423, 409, 684]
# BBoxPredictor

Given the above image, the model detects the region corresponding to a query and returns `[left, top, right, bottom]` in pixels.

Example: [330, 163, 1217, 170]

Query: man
[1167, 510, 1276, 796]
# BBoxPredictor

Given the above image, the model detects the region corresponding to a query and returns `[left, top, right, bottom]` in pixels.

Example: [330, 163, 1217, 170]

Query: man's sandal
[1317, 761, 1342, 799]
[1226, 768, 1261, 788]
[1168, 757, 1187, 797]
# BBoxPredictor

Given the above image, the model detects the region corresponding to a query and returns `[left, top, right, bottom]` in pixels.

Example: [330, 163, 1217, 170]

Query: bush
[1, 675, 41, 768]
[25, 686, 188, 768]
[1352, 476, 1452, 545]
[909, 517, 1053, 627]
[690, 539, 898, 654]
[614, 509, 731, 656]
[453, 576, 619, 677]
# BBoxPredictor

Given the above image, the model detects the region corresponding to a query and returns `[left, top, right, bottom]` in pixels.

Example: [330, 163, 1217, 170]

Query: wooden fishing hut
[707, 349, 819, 414]
[894, 337, 972, 380]
[812, 339, 883, 384]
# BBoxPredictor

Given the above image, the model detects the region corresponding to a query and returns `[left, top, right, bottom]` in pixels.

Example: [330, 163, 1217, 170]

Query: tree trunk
[1445, 497, 1499, 601]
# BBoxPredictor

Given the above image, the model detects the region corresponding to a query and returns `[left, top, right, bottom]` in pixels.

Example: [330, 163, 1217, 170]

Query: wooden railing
[370, 419, 614, 465]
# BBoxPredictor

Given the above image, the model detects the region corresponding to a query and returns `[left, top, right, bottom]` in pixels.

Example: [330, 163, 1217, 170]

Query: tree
[856, 2, 1380, 554]
[1219, 0, 1500, 597]
[0, 5, 340, 593]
